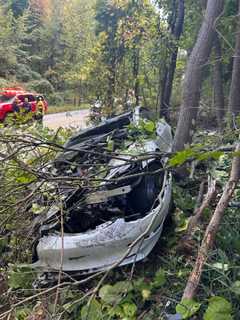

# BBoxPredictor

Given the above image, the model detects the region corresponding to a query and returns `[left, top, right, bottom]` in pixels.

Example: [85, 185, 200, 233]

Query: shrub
[16, 64, 33, 82]
[27, 79, 54, 95]
[47, 93, 64, 105]
[0, 77, 10, 88]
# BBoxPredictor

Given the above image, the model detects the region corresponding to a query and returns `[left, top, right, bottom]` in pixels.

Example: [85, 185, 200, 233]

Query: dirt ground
[43, 109, 90, 130]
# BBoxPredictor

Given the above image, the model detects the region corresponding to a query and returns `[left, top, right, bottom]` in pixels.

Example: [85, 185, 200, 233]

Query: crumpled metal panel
[33, 174, 172, 272]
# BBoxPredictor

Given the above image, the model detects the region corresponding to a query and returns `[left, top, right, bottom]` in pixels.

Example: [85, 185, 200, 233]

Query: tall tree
[173, 0, 224, 152]
[95, 0, 126, 114]
[60, 0, 96, 103]
[0, 4, 17, 77]
[228, 0, 240, 122]
[160, 0, 185, 122]
[213, 34, 225, 130]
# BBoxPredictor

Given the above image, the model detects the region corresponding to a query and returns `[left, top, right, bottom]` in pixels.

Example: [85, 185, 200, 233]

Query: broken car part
[32, 108, 173, 273]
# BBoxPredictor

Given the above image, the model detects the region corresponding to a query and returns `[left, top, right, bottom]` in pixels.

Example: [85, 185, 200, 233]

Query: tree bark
[183, 145, 240, 300]
[228, 0, 240, 119]
[213, 34, 225, 130]
[160, 0, 185, 122]
[133, 46, 140, 106]
[200, 0, 207, 10]
[173, 0, 224, 152]
[106, 61, 116, 116]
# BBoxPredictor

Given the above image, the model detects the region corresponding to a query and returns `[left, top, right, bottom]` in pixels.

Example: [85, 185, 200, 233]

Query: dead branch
[182, 144, 240, 300]
[186, 177, 217, 238]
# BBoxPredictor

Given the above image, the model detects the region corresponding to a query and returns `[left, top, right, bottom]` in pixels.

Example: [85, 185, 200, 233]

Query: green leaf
[8, 265, 35, 289]
[197, 151, 223, 161]
[122, 302, 137, 318]
[141, 289, 151, 300]
[99, 281, 133, 305]
[152, 269, 166, 288]
[80, 299, 103, 320]
[203, 296, 233, 320]
[133, 278, 152, 300]
[32, 203, 45, 215]
[99, 285, 116, 304]
[231, 281, 240, 296]
[15, 308, 31, 320]
[176, 298, 201, 319]
[169, 148, 196, 167]
[143, 120, 155, 133]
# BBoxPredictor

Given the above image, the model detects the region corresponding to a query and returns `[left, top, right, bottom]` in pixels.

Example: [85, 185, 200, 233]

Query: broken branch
[186, 177, 217, 239]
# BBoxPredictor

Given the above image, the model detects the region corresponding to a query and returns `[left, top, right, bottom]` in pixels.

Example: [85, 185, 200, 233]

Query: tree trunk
[213, 34, 225, 130]
[133, 46, 140, 106]
[200, 0, 207, 10]
[173, 0, 224, 152]
[106, 62, 116, 116]
[228, 0, 240, 120]
[160, 0, 185, 122]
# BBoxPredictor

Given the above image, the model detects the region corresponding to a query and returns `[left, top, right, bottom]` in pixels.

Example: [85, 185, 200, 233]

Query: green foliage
[203, 296, 233, 320]
[172, 184, 195, 212]
[27, 79, 54, 95]
[169, 147, 224, 168]
[15, 308, 31, 320]
[152, 268, 166, 288]
[8, 264, 36, 289]
[176, 299, 201, 319]
[16, 64, 41, 82]
[80, 299, 103, 320]
[169, 148, 197, 167]
[231, 281, 240, 296]
[99, 281, 133, 305]
[143, 120, 156, 133]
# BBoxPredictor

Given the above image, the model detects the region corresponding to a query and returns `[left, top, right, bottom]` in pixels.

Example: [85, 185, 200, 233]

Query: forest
[1, 0, 240, 319]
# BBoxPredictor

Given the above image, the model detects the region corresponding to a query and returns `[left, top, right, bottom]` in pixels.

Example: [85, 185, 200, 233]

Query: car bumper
[32, 175, 172, 272]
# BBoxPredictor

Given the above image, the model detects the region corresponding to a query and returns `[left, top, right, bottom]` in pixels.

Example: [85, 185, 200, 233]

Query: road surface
[43, 109, 90, 130]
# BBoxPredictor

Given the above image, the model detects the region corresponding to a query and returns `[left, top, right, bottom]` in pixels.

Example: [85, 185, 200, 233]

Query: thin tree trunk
[133, 46, 140, 106]
[106, 62, 116, 116]
[183, 144, 240, 299]
[213, 34, 225, 130]
[160, 0, 185, 122]
[173, 0, 224, 152]
[228, 0, 240, 120]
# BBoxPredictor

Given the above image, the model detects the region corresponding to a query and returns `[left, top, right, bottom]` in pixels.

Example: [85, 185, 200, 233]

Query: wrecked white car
[32, 108, 173, 273]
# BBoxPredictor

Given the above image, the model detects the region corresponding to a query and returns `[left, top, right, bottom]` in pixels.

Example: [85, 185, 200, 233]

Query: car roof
[16, 92, 36, 96]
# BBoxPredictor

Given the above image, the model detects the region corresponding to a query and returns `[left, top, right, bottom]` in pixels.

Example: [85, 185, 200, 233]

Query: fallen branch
[195, 180, 207, 209]
[186, 177, 217, 238]
[183, 144, 240, 299]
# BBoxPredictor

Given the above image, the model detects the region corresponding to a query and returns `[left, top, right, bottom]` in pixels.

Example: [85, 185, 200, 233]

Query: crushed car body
[32, 108, 173, 273]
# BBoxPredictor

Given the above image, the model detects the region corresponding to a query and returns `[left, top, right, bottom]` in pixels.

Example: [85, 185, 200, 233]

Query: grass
[47, 103, 90, 114]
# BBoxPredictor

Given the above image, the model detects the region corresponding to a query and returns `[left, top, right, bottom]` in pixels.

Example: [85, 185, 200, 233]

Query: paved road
[43, 109, 90, 130]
